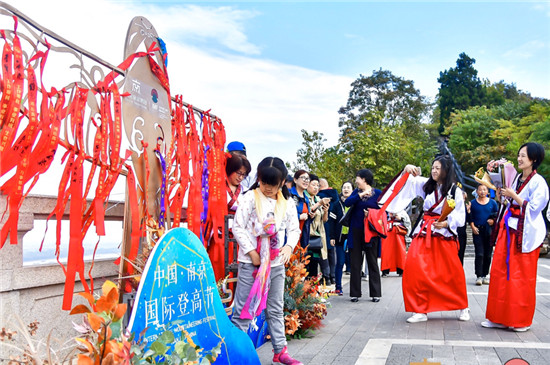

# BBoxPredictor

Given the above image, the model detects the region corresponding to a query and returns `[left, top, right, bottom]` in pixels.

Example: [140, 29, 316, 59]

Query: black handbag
[339, 206, 354, 227]
[307, 236, 323, 250]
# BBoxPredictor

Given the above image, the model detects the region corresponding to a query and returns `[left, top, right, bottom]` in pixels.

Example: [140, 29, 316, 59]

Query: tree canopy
[293, 69, 436, 188]
[339, 69, 431, 130]
[447, 100, 550, 182]
[437, 53, 485, 134]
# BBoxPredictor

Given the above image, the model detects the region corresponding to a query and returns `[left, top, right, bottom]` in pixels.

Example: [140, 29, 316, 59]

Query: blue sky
[172, 1, 550, 99]
[9, 0, 550, 171]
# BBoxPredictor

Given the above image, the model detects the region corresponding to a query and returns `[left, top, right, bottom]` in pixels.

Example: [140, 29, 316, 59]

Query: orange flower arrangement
[283, 245, 328, 338]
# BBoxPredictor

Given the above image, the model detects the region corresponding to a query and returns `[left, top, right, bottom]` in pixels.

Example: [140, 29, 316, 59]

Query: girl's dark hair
[356, 169, 374, 186]
[519, 142, 545, 170]
[423, 155, 456, 196]
[249, 157, 290, 199]
[226, 152, 252, 176]
[308, 173, 319, 182]
[292, 169, 309, 187]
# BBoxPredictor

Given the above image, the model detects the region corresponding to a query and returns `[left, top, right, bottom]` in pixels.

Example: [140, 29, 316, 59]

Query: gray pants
[231, 262, 286, 353]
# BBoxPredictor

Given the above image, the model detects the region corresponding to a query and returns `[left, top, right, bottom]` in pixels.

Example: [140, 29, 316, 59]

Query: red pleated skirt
[381, 229, 406, 272]
[486, 220, 539, 327]
[402, 234, 468, 313]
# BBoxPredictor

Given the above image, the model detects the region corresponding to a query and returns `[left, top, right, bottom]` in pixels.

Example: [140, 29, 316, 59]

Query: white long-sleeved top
[379, 173, 465, 237]
[506, 173, 549, 253]
[233, 190, 301, 267]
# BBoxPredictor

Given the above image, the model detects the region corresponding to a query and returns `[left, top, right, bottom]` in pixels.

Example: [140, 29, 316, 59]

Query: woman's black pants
[349, 227, 381, 298]
[473, 225, 493, 278]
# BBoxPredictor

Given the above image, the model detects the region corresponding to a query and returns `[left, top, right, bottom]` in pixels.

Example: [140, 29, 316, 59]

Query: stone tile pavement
[257, 255, 550, 365]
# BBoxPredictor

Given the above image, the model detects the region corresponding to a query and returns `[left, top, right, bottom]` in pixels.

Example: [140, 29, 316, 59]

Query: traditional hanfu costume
[227, 181, 243, 214]
[485, 172, 549, 328]
[381, 213, 408, 275]
[226, 181, 244, 267]
[380, 173, 468, 314]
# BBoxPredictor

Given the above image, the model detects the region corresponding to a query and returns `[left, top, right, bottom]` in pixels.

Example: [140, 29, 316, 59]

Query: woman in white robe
[482, 142, 549, 332]
[380, 155, 469, 323]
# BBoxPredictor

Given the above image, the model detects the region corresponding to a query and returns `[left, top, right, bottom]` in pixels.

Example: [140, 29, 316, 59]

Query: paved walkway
[257, 255, 550, 365]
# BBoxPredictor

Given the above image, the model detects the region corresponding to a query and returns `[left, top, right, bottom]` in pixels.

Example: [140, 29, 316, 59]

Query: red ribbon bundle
[166, 95, 190, 227]
[0, 16, 229, 308]
[203, 112, 227, 280]
[0, 19, 149, 308]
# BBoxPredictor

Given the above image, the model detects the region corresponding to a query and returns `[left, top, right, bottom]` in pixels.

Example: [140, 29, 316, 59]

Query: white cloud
[138, 4, 261, 55]
[4, 0, 351, 183]
[164, 43, 351, 168]
[532, 3, 550, 17]
[503, 40, 547, 60]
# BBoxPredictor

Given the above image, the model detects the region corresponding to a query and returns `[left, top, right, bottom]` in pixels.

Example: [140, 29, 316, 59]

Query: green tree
[437, 53, 485, 134]
[447, 106, 501, 174]
[447, 99, 550, 182]
[340, 121, 436, 186]
[483, 80, 533, 105]
[338, 69, 431, 132]
[294, 70, 436, 188]
[293, 130, 348, 187]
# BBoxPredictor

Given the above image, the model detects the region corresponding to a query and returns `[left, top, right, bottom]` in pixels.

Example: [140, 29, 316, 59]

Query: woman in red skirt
[482, 142, 549, 332]
[380, 211, 410, 277]
[379, 156, 470, 323]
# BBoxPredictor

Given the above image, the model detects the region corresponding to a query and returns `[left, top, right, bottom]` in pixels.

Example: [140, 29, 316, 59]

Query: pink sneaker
[273, 346, 303, 365]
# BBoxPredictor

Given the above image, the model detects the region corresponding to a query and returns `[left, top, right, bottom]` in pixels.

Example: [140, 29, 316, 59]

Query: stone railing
[0, 194, 123, 354]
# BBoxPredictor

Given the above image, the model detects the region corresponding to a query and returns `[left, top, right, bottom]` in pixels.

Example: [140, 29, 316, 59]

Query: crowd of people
[222, 140, 550, 365]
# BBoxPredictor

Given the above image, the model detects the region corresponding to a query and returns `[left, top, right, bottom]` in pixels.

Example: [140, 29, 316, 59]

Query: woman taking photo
[334, 181, 353, 295]
[379, 155, 469, 323]
[482, 142, 549, 332]
[289, 170, 311, 249]
[469, 184, 498, 285]
[344, 169, 382, 303]
[306, 174, 330, 279]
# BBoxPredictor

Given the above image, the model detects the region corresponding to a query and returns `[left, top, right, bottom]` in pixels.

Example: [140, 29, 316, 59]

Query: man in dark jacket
[317, 178, 340, 285]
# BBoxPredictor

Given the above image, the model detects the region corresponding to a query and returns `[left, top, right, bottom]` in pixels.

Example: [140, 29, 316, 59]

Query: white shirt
[379, 173, 465, 237]
[506, 173, 549, 252]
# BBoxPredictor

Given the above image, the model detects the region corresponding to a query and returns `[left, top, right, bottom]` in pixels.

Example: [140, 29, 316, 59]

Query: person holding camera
[318, 178, 340, 285]
[305, 174, 330, 279]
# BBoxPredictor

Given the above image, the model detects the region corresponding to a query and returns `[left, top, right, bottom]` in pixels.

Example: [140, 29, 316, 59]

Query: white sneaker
[482, 277, 490, 285]
[475, 277, 483, 286]
[481, 320, 507, 329]
[458, 308, 470, 321]
[407, 313, 428, 323]
[511, 326, 531, 332]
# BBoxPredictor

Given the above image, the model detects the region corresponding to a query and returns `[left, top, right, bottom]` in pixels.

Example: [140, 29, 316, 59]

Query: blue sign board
[127, 227, 260, 364]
